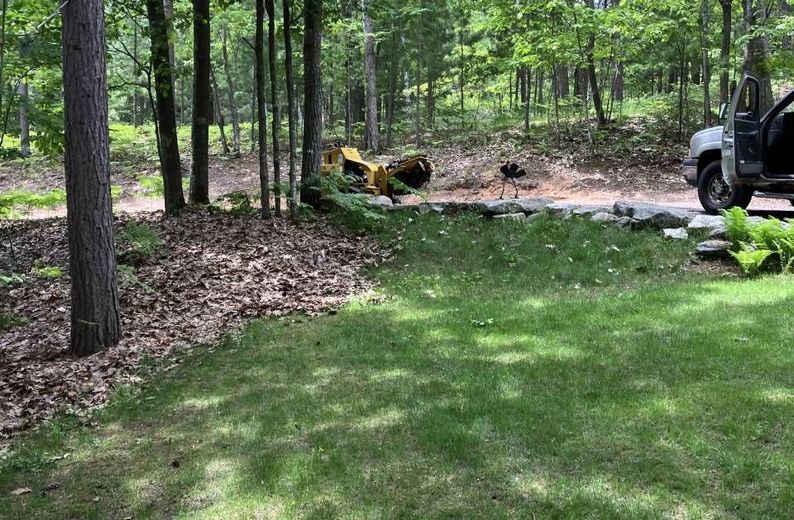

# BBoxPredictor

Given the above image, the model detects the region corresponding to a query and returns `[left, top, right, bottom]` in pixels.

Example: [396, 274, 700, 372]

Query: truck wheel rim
[708, 174, 732, 204]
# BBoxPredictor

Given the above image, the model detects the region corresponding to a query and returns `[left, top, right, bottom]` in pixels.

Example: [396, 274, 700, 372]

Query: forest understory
[0, 120, 702, 217]
[0, 210, 385, 450]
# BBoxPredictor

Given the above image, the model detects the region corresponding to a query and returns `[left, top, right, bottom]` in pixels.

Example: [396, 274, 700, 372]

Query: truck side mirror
[718, 103, 727, 123]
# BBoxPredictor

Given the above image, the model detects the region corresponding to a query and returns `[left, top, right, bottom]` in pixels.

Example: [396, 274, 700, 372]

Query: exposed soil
[10, 123, 794, 217]
[0, 210, 386, 447]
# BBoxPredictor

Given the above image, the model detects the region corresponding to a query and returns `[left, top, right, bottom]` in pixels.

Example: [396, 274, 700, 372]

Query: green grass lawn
[2, 214, 793, 519]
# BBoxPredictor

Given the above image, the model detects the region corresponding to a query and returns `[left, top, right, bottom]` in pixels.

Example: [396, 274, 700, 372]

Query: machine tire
[697, 160, 752, 214]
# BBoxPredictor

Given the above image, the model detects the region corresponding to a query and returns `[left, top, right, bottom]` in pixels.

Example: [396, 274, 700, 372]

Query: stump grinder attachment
[320, 146, 433, 197]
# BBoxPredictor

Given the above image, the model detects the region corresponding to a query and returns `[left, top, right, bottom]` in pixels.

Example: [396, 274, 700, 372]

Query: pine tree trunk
[266, 0, 282, 216]
[301, 0, 323, 206]
[222, 26, 241, 156]
[362, 0, 379, 152]
[210, 67, 230, 155]
[742, 0, 774, 114]
[62, 0, 121, 357]
[147, 0, 185, 214]
[701, 0, 713, 127]
[385, 29, 398, 149]
[190, 0, 211, 205]
[283, 0, 298, 218]
[256, 0, 271, 216]
[18, 80, 29, 157]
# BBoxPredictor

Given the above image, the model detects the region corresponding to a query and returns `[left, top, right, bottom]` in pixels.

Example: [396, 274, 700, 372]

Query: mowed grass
[1, 213, 793, 519]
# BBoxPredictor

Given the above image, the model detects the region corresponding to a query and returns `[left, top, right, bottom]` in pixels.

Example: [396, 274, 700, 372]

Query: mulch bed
[0, 209, 386, 448]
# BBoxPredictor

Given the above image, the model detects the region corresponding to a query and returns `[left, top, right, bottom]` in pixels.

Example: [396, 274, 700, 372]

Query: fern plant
[721, 206, 750, 245]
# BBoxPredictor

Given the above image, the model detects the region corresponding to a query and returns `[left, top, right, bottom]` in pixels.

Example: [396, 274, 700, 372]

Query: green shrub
[208, 191, 257, 215]
[137, 175, 189, 197]
[320, 170, 385, 231]
[0, 312, 28, 331]
[32, 265, 63, 279]
[0, 189, 67, 218]
[117, 221, 167, 266]
[722, 206, 750, 245]
[724, 208, 794, 276]
[0, 272, 26, 286]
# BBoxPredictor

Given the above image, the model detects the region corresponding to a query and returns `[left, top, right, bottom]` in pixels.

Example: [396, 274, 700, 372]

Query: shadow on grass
[2, 216, 793, 518]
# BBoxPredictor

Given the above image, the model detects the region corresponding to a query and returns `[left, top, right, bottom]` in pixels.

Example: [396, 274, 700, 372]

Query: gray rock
[371, 195, 394, 208]
[572, 205, 613, 217]
[663, 227, 689, 240]
[546, 202, 578, 217]
[615, 217, 637, 228]
[526, 212, 545, 223]
[417, 202, 446, 215]
[707, 226, 728, 240]
[385, 203, 419, 213]
[591, 212, 620, 223]
[688, 214, 724, 230]
[493, 212, 526, 220]
[613, 201, 694, 229]
[696, 240, 733, 259]
[479, 197, 553, 216]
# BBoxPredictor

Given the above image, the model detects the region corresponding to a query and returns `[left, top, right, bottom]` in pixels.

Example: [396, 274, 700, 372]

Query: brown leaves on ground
[0, 210, 384, 447]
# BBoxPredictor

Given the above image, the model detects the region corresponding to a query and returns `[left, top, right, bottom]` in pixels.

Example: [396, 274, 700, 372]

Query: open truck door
[722, 75, 764, 184]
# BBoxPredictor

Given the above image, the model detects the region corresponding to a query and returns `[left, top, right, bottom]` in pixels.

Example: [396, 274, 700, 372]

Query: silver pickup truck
[683, 74, 794, 213]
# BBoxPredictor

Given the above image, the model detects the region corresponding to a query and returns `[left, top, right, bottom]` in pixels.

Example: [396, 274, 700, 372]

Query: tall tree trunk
[523, 67, 531, 134]
[222, 26, 241, 156]
[62, 0, 121, 356]
[266, 0, 282, 216]
[210, 66, 230, 155]
[301, 0, 323, 206]
[250, 64, 257, 153]
[18, 80, 29, 157]
[256, 0, 271, 216]
[742, 0, 774, 113]
[719, 0, 732, 106]
[132, 24, 139, 126]
[283, 0, 298, 218]
[147, 0, 185, 214]
[190, 0, 211, 205]
[385, 28, 398, 149]
[362, 0, 379, 151]
[0, 0, 8, 122]
[701, 0, 713, 127]
[782, 0, 792, 49]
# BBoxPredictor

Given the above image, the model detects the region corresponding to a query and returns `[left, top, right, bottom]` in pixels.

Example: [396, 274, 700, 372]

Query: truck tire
[697, 160, 752, 214]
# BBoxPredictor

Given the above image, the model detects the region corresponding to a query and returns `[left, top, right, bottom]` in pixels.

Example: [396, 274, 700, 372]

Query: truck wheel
[697, 160, 752, 214]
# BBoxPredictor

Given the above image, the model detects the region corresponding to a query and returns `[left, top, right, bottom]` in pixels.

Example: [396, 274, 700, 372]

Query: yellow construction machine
[321, 146, 433, 197]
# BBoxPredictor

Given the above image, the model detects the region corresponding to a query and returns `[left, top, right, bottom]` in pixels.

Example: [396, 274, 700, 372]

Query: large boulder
[695, 240, 733, 259]
[591, 212, 620, 223]
[493, 212, 526, 220]
[370, 195, 394, 208]
[613, 201, 694, 229]
[663, 227, 689, 240]
[545, 202, 578, 217]
[572, 205, 613, 217]
[688, 214, 724, 230]
[480, 198, 553, 216]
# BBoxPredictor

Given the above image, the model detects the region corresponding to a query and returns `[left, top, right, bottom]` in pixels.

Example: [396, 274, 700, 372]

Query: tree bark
[266, 0, 282, 216]
[719, 0, 731, 106]
[385, 28, 398, 149]
[147, 0, 185, 214]
[742, 0, 774, 114]
[701, 0, 713, 127]
[362, 0, 379, 151]
[585, 0, 606, 126]
[283, 0, 298, 217]
[256, 0, 271, 216]
[18, 80, 29, 157]
[301, 0, 323, 206]
[62, 0, 121, 356]
[210, 66, 230, 155]
[221, 26, 241, 156]
[190, 0, 211, 205]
